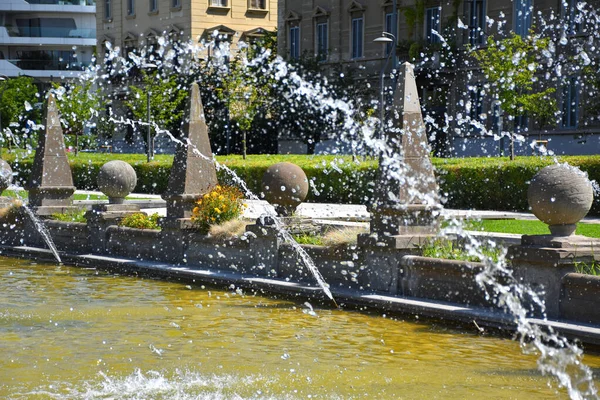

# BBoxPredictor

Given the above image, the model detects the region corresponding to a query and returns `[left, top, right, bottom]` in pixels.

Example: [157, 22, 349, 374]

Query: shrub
[4, 153, 600, 216]
[50, 209, 87, 223]
[119, 212, 161, 230]
[191, 185, 246, 234]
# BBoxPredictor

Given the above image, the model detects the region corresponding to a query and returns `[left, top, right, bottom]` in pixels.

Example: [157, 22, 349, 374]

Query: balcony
[7, 27, 96, 39]
[8, 58, 91, 71]
[25, 0, 95, 5]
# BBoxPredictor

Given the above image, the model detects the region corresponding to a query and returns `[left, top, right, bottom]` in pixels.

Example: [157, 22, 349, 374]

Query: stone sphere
[528, 164, 594, 235]
[97, 160, 137, 203]
[262, 162, 309, 215]
[0, 159, 13, 193]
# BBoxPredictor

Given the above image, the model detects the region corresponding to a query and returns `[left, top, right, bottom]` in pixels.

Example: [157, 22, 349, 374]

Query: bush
[50, 209, 87, 223]
[4, 152, 600, 215]
[191, 185, 246, 234]
[119, 212, 161, 230]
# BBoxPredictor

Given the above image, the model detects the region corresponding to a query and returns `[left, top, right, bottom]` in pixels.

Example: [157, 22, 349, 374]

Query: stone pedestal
[508, 235, 600, 319]
[162, 83, 218, 220]
[368, 62, 441, 246]
[26, 94, 77, 216]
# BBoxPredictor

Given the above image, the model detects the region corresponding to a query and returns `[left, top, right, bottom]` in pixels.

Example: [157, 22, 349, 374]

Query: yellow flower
[243, 203, 248, 208]
[214, 207, 221, 214]
[219, 195, 225, 201]
[211, 191, 218, 198]
[192, 207, 199, 214]
[216, 185, 221, 190]
[203, 194, 209, 199]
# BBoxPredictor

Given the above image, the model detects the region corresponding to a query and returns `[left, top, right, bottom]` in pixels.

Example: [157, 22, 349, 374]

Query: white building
[0, 0, 96, 81]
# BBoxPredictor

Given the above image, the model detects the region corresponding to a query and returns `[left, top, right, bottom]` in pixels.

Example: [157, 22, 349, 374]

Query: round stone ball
[0, 159, 13, 193]
[262, 162, 309, 214]
[97, 160, 137, 203]
[528, 164, 594, 229]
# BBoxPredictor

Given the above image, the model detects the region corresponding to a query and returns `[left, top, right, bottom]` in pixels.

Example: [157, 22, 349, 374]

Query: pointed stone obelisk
[369, 62, 441, 239]
[26, 93, 77, 216]
[162, 82, 218, 220]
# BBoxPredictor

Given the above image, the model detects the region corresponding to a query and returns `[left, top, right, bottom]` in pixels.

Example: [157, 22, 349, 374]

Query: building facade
[96, 0, 277, 59]
[278, 0, 600, 156]
[0, 0, 96, 81]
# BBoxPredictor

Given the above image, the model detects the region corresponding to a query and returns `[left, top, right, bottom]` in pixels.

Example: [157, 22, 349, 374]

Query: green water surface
[0, 257, 598, 399]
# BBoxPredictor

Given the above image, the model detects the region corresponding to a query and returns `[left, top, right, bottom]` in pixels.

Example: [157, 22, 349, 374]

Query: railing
[7, 59, 92, 71]
[6, 28, 96, 39]
[25, 0, 95, 5]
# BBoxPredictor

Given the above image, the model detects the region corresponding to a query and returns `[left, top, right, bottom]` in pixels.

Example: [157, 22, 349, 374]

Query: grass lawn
[1, 190, 154, 201]
[462, 219, 600, 238]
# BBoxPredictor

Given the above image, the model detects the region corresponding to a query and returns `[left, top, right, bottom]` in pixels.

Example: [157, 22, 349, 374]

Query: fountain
[1, 21, 600, 399]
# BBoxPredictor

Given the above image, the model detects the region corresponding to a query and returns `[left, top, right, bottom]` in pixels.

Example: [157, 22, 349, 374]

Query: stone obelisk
[160, 83, 218, 262]
[367, 62, 441, 243]
[26, 93, 77, 216]
[162, 82, 218, 221]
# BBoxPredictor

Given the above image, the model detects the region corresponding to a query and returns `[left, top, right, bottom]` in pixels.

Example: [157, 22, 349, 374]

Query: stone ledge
[3, 244, 600, 345]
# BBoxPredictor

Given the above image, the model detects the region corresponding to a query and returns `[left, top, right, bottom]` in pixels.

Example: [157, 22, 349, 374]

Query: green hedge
[4, 152, 600, 215]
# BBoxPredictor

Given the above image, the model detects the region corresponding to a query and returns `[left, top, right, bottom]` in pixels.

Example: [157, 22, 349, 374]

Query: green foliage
[401, 0, 426, 40]
[574, 260, 600, 276]
[119, 212, 161, 230]
[125, 71, 189, 140]
[472, 33, 557, 122]
[420, 238, 502, 263]
[292, 233, 324, 246]
[463, 219, 600, 238]
[50, 209, 87, 223]
[191, 185, 246, 234]
[4, 153, 600, 216]
[0, 76, 40, 146]
[52, 81, 103, 137]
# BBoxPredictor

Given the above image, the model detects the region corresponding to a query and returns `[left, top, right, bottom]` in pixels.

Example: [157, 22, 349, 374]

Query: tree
[125, 71, 189, 148]
[472, 33, 557, 159]
[0, 76, 40, 149]
[52, 80, 103, 154]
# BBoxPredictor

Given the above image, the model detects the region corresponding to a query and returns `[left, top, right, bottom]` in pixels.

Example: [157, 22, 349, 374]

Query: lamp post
[373, 32, 396, 139]
[142, 63, 157, 162]
[0, 75, 9, 154]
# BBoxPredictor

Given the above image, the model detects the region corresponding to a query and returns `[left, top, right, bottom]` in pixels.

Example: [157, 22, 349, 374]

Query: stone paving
[72, 190, 600, 224]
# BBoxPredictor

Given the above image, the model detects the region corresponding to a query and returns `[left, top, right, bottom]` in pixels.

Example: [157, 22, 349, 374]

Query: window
[351, 17, 364, 59]
[149, 0, 158, 12]
[316, 22, 328, 61]
[564, 0, 582, 35]
[514, 0, 532, 37]
[211, 0, 228, 6]
[127, 0, 135, 15]
[172, 0, 180, 7]
[384, 12, 396, 55]
[289, 26, 300, 59]
[468, 84, 484, 133]
[249, 0, 266, 9]
[562, 77, 579, 128]
[467, 0, 486, 45]
[514, 115, 528, 133]
[16, 18, 77, 38]
[425, 7, 441, 44]
[104, 0, 111, 19]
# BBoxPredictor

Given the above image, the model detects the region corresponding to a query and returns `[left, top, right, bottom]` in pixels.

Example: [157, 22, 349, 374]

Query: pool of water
[1, 257, 598, 399]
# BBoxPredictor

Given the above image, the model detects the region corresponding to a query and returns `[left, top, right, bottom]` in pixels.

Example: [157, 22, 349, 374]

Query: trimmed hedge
[4, 152, 600, 215]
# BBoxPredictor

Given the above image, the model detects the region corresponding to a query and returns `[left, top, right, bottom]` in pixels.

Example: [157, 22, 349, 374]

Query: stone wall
[6, 219, 600, 327]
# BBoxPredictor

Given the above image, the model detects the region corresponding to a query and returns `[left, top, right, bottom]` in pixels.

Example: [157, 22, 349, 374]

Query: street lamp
[0, 75, 8, 155]
[373, 32, 396, 139]
[142, 63, 157, 162]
